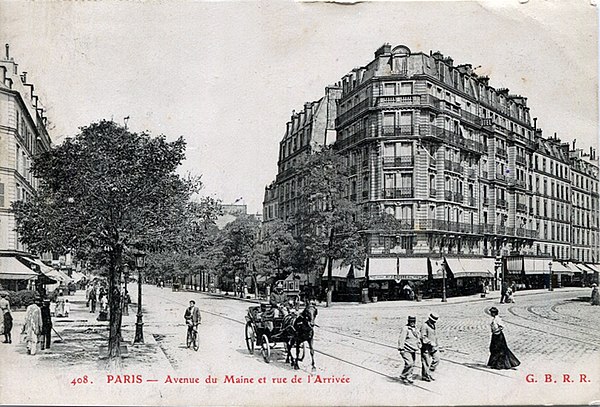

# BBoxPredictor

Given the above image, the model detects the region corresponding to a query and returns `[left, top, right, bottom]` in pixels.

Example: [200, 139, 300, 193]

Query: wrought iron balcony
[429, 188, 437, 198]
[453, 192, 464, 203]
[336, 98, 371, 126]
[497, 198, 507, 208]
[444, 190, 453, 200]
[382, 125, 415, 137]
[382, 188, 414, 199]
[375, 94, 422, 107]
[382, 156, 414, 168]
[516, 203, 528, 213]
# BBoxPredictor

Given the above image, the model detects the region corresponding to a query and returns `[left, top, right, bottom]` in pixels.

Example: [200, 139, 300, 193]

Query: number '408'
[71, 375, 90, 385]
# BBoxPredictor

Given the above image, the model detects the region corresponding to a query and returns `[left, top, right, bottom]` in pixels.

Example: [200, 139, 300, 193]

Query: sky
[1, 1, 598, 214]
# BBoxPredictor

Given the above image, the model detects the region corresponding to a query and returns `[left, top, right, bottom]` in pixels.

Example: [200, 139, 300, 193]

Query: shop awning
[584, 264, 600, 273]
[70, 271, 86, 282]
[367, 257, 428, 280]
[507, 258, 523, 274]
[322, 260, 352, 279]
[0, 257, 39, 280]
[551, 262, 574, 276]
[442, 257, 494, 278]
[564, 262, 582, 273]
[523, 258, 552, 275]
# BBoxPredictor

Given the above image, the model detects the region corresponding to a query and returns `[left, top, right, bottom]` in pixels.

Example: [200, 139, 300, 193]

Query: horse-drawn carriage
[244, 303, 306, 364]
[245, 300, 319, 370]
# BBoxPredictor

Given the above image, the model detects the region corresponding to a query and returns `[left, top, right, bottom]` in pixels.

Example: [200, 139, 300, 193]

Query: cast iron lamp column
[134, 251, 146, 344]
[548, 260, 554, 292]
[441, 259, 447, 302]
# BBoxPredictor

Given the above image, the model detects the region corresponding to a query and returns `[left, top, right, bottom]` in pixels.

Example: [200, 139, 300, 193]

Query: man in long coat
[420, 313, 440, 381]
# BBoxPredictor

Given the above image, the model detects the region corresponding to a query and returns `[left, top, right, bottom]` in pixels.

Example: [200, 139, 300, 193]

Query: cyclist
[184, 300, 201, 342]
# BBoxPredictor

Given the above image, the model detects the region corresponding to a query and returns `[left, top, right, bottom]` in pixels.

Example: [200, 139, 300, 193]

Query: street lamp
[441, 259, 447, 302]
[133, 250, 146, 344]
[548, 260, 553, 292]
[123, 266, 129, 316]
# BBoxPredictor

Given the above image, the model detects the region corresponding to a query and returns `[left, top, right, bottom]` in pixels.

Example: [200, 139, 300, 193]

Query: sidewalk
[0, 289, 174, 374]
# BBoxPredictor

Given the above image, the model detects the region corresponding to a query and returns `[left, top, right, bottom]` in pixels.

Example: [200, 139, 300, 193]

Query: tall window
[0, 182, 4, 207]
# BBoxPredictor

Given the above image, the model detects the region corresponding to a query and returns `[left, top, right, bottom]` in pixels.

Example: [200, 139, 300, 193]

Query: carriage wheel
[296, 342, 306, 362]
[245, 322, 255, 354]
[261, 334, 271, 363]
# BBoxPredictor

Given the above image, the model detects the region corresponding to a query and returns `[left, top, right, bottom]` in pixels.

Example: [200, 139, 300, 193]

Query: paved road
[2, 286, 598, 405]
[139, 286, 600, 405]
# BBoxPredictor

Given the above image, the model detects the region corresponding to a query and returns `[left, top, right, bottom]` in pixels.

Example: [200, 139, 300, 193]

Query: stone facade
[0, 45, 52, 254]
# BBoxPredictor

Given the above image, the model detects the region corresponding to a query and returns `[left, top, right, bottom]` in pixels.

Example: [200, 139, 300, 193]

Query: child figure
[64, 299, 71, 317]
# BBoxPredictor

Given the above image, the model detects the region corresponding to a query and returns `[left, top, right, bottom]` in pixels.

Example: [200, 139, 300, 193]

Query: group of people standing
[86, 283, 108, 314]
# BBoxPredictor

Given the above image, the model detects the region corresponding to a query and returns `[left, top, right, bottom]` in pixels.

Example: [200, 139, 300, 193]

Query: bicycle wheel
[193, 330, 199, 351]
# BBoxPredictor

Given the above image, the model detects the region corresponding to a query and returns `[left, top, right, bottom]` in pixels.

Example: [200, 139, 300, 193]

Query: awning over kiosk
[523, 258, 553, 275]
[367, 257, 428, 280]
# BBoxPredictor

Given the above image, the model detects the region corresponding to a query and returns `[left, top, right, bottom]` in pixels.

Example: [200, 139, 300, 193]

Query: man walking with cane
[398, 315, 421, 384]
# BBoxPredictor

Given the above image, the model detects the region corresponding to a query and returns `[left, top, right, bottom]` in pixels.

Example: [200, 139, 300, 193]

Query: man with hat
[266, 282, 287, 331]
[420, 313, 440, 381]
[398, 315, 421, 384]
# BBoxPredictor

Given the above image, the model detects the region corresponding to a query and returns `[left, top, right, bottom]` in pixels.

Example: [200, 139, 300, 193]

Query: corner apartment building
[0, 45, 53, 289]
[263, 86, 341, 224]
[263, 43, 598, 294]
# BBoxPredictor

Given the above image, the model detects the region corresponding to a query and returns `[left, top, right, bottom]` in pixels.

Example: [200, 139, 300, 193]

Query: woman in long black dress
[487, 307, 520, 369]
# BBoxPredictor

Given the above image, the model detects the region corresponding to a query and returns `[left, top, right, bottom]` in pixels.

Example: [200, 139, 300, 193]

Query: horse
[285, 302, 318, 370]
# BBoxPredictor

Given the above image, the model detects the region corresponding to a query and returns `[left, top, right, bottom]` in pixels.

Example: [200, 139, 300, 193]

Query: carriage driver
[269, 282, 288, 317]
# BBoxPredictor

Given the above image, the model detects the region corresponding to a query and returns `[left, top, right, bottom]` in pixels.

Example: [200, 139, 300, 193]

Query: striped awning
[584, 264, 600, 273]
[322, 260, 352, 279]
[523, 258, 552, 275]
[551, 262, 574, 276]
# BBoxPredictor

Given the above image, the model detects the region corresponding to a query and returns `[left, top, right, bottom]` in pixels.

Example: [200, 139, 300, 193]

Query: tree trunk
[108, 244, 123, 359]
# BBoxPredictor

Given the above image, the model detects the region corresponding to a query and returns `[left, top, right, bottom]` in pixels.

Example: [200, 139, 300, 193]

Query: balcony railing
[466, 197, 476, 207]
[482, 224, 495, 234]
[382, 188, 414, 199]
[483, 197, 489, 206]
[497, 198, 507, 208]
[467, 168, 476, 179]
[516, 203, 528, 213]
[453, 192, 464, 203]
[496, 224, 506, 234]
[516, 155, 527, 165]
[336, 127, 367, 149]
[460, 110, 482, 126]
[362, 190, 369, 198]
[495, 172, 506, 182]
[383, 156, 414, 168]
[375, 94, 422, 107]
[444, 190, 453, 201]
[382, 125, 415, 137]
[414, 220, 481, 234]
[516, 228, 538, 238]
[508, 177, 527, 189]
[336, 98, 371, 126]
[429, 188, 437, 198]
[418, 124, 484, 154]
[496, 147, 507, 158]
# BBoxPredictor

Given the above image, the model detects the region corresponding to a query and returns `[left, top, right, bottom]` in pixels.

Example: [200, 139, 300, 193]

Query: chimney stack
[533, 117, 537, 130]
[572, 139, 576, 150]
[5, 44, 9, 59]
[21, 71, 27, 83]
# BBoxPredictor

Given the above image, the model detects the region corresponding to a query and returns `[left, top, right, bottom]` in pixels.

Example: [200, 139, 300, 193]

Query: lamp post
[441, 259, 447, 302]
[548, 260, 553, 292]
[123, 266, 129, 316]
[133, 250, 146, 344]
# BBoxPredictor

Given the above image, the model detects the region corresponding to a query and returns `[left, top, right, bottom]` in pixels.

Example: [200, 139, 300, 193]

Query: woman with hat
[398, 316, 421, 384]
[591, 284, 599, 306]
[420, 313, 440, 381]
[487, 307, 520, 369]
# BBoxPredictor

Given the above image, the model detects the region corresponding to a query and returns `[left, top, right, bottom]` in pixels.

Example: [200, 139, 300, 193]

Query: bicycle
[186, 323, 199, 351]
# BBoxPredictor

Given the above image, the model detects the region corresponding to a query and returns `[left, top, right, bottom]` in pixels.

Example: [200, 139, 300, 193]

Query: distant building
[262, 86, 342, 224]
[216, 203, 261, 229]
[0, 45, 53, 289]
